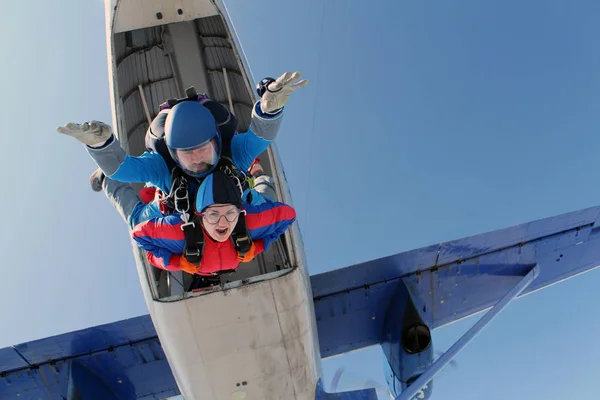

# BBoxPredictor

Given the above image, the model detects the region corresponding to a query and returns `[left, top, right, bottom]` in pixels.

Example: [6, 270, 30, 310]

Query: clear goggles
[198, 207, 246, 224]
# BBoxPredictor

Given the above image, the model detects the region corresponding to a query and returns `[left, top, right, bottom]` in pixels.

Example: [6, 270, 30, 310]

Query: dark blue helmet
[164, 101, 222, 178]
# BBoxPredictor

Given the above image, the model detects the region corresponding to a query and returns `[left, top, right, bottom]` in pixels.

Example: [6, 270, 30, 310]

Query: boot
[89, 168, 106, 192]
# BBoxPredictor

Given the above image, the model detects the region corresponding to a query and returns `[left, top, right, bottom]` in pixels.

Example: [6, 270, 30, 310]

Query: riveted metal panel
[0, 347, 28, 373]
[117, 51, 150, 98]
[128, 122, 150, 157]
[233, 103, 252, 132]
[201, 36, 231, 49]
[147, 79, 179, 113]
[196, 15, 227, 37]
[208, 71, 251, 105]
[114, 27, 162, 64]
[195, 14, 254, 133]
[122, 91, 146, 136]
[117, 46, 173, 101]
[145, 46, 173, 82]
[204, 46, 239, 71]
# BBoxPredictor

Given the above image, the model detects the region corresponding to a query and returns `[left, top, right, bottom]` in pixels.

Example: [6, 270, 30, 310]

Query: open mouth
[215, 227, 228, 235]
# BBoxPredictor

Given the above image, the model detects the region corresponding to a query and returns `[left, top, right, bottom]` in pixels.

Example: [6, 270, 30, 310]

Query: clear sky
[2, 0, 600, 399]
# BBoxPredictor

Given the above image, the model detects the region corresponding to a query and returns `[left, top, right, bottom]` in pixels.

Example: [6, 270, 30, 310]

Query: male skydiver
[56, 72, 307, 228]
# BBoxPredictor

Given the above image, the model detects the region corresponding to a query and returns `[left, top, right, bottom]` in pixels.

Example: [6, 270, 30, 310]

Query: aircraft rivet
[156, 12, 163, 20]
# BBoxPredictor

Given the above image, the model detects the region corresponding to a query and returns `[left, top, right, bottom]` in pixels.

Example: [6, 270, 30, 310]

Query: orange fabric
[237, 239, 265, 262]
[177, 255, 201, 275]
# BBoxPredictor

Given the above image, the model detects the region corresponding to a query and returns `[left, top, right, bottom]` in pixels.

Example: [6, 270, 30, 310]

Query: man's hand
[56, 120, 113, 146]
[260, 72, 308, 114]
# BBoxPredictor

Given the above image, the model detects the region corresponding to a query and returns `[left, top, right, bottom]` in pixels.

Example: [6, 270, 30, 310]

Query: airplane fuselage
[104, 0, 321, 398]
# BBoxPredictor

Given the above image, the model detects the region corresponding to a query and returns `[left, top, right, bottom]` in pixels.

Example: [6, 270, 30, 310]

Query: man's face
[201, 204, 241, 242]
[176, 140, 218, 174]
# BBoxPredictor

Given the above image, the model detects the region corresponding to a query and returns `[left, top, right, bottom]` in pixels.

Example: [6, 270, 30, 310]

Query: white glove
[56, 121, 113, 147]
[260, 71, 308, 114]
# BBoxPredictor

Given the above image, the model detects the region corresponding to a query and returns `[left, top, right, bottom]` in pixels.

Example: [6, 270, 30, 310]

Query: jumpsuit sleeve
[231, 101, 284, 172]
[244, 202, 297, 251]
[146, 253, 186, 271]
[131, 215, 186, 271]
[86, 134, 172, 192]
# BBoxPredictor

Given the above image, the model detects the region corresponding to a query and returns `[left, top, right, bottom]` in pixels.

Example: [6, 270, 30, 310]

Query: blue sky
[2, 0, 600, 399]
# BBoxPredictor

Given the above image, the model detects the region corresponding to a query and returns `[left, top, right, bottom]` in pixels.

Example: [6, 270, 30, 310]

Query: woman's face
[200, 204, 241, 242]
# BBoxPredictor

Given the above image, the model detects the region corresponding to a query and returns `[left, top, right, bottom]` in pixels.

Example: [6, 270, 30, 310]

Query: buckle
[173, 184, 189, 214]
[185, 248, 201, 258]
[180, 220, 195, 231]
[234, 235, 251, 248]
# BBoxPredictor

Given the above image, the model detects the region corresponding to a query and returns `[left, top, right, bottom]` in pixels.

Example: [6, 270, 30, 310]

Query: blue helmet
[164, 101, 222, 178]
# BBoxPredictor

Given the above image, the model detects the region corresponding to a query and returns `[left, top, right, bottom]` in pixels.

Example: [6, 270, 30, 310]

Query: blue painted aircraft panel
[315, 379, 378, 399]
[405, 224, 600, 329]
[312, 205, 600, 358]
[12, 315, 157, 366]
[0, 315, 179, 400]
[311, 244, 440, 299]
[315, 278, 400, 358]
[435, 205, 599, 266]
[0, 347, 28, 373]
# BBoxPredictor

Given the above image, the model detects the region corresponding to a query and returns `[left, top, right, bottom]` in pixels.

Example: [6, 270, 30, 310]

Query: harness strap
[162, 166, 199, 215]
[231, 212, 252, 257]
[181, 214, 205, 264]
[219, 157, 255, 192]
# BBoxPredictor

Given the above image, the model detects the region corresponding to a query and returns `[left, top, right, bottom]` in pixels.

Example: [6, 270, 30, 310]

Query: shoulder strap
[231, 212, 252, 256]
[217, 157, 255, 198]
[181, 214, 205, 264]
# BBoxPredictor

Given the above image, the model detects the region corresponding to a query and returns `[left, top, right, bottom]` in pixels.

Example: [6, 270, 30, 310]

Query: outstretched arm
[231, 71, 308, 171]
[57, 121, 171, 191]
[231, 106, 282, 171]
[245, 202, 297, 251]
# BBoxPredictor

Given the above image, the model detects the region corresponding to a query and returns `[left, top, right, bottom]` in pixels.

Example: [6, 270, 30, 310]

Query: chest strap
[171, 173, 205, 264]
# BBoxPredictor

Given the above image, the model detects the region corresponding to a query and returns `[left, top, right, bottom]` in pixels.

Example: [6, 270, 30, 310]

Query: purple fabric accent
[159, 94, 210, 111]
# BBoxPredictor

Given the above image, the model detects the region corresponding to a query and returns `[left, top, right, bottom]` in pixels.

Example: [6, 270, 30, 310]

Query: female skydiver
[130, 168, 296, 277]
